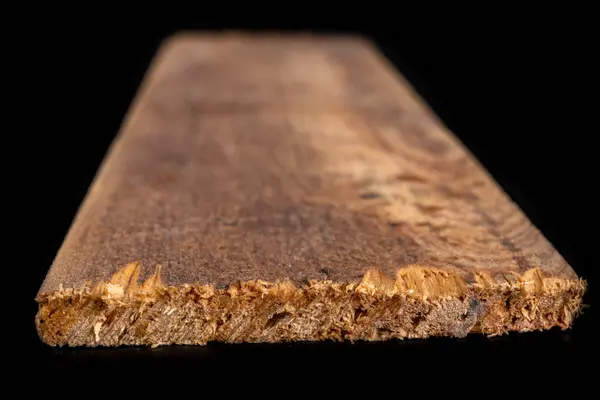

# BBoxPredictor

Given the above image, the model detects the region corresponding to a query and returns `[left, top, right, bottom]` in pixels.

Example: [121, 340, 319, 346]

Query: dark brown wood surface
[38, 33, 577, 296]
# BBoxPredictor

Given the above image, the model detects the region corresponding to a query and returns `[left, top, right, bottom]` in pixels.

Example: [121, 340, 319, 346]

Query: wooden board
[36, 33, 586, 347]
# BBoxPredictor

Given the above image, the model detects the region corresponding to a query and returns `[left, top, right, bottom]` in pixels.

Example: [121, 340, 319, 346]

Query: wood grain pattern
[35, 33, 585, 346]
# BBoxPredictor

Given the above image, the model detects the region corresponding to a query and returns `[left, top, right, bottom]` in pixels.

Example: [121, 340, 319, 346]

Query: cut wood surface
[36, 33, 586, 347]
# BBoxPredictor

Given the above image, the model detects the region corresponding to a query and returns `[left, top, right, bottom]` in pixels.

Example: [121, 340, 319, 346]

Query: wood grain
[35, 33, 585, 346]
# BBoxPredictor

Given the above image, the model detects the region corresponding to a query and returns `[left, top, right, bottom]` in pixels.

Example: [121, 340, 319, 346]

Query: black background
[17, 14, 597, 385]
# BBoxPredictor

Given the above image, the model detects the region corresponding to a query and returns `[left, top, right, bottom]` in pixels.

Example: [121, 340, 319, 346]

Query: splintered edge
[35, 262, 587, 347]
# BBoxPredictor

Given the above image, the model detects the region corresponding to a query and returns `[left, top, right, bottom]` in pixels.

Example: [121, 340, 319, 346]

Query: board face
[38, 33, 577, 295]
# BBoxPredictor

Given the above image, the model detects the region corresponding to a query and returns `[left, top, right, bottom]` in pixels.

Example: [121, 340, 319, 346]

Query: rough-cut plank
[36, 33, 586, 347]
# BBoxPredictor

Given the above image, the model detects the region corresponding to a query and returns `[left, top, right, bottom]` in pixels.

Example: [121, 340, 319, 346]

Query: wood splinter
[35, 33, 586, 347]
